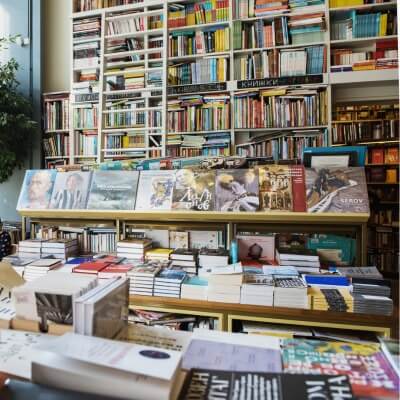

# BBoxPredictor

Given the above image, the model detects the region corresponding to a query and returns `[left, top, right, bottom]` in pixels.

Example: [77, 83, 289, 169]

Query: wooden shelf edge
[17, 209, 370, 223]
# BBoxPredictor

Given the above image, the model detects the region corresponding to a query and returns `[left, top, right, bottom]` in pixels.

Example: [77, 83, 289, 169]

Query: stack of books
[276, 248, 320, 274]
[274, 277, 308, 309]
[353, 294, 393, 316]
[2, 255, 36, 277]
[240, 274, 274, 306]
[145, 248, 173, 263]
[308, 287, 354, 313]
[154, 268, 187, 298]
[198, 248, 229, 276]
[170, 249, 198, 276]
[128, 263, 162, 297]
[352, 278, 391, 298]
[207, 264, 243, 303]
[17, 239, 45, 258]
[181, 276, 208, 300]
[116, 238, 152, 262]
[23, 259, 63, 282]
[41, 239, 78, 260]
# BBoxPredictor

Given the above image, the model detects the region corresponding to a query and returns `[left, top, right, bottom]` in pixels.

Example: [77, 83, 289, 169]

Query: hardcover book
[172, 169, 215, 211]
[49, 171, 92, 210]
[87, 171, 139, 210]
[237, 234, 275, 262]
[17, 170, 57, 210]
[282, 339, 399, 399]
[178, 369, 354, 400]
[215, 169, 259, 212]
[135, 171, 175, 211]
[258, 165, 306, 212]
[305, 167, 369, 213]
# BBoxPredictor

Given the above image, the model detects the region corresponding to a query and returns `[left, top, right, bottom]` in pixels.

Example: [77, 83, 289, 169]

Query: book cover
[237, 234, 275, 261]
[282, 339, 399, 399]
[172, 169, 215, 211]
[371, 148, 384, 164]
[49, 171, 92, 210]
[86, 171, 139, 210]
[135, 170, 175, 210]
[169, 231, 189, 249]
[258, 165, 306, 212]
[72, 261, 109, 274]
[215, 169, 259, 212]
[35, 292, 73, 328]
[155, 268, 186, 283]
[305, 167, 369, 213]
[17, 170, 57, 210]
[178, 369, 354, 400]
[385, 147, 399, 164]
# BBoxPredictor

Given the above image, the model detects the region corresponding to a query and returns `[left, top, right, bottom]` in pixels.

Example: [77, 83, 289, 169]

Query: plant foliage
[0, 36, 38, 183]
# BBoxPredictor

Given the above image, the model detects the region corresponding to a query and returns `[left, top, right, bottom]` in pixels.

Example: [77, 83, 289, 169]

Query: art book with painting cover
[215, 169, 259, 212]
[17, 170, 57, 210]
[305, 167, 369, 213]
[178, 369, 354, 400]
[86, 171, 139, 210]
[258, 165, 306, 212]
[135, 170, 175, 211]
[49, 171, 92, 210]
[281, 338, 399, 399]
[172, 169, 215, 211]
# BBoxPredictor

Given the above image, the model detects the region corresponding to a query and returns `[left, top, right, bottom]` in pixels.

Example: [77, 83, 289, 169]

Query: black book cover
[178, 369, 355, 400]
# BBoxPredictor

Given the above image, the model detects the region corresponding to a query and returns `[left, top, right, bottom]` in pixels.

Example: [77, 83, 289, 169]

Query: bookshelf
[65, 0, 398, 164]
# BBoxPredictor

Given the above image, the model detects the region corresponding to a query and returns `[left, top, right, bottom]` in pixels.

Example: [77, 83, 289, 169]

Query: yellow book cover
[386, 169, 397, 183]
[380, 14, 388, 36]
[260, 89, 287, 96]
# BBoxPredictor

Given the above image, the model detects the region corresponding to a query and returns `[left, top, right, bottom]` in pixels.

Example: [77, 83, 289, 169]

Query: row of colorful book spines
[167, 146, 230, 157]
[168, 0, 229, 28]
[43, 137, 70, 157]
[74, 0, 145, 12]
[45, 102, 69, 131]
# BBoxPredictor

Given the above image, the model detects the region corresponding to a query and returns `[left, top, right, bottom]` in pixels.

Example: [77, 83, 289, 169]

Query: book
[97, 264, 133, 278]
[281, 339, 399, 399]
[49, 171, 93, 210]
[135, 171, 175, 211]
[276, 248, 319, 262]
[17, 170, 57, 210]
[178, 369, 354, 400]
[172, 169, 215, 211]
[169, 231, 189, 249]
[215, 169, 259, 212]
[198, 248, 229, 268]
[305, 167, 369, 213]
[181, 276, 208, 300]
[385, 147, 399, 164]
[237, 233, 275, 261]
[258, 165, 306, 212]
[87, 171, 139, 210]
[72, 261, 110, 274]
[371, 148, 384, 164]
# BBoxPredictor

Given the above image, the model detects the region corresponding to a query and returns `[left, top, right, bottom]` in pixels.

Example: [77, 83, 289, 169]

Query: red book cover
[72, 261, 110, 274]
[290, 165, 306, 212]
[371, 148, 384, 164]
[98, 263, 134, 278]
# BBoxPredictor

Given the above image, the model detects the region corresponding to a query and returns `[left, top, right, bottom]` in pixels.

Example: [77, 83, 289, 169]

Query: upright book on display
[87, 171, 139, 210]
[305, 167, 369, 213]
[258, 165, 306, 212]
[135, 171, 175, 211]
[172, 169, 216, 211]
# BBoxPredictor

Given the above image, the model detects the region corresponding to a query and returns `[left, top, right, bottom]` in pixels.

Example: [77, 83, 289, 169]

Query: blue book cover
[156, 268, 187, 282]
[304, 275, 350, 286]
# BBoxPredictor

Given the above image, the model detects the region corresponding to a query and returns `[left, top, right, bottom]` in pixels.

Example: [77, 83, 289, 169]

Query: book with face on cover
[172, 169, 215, 211]
[215, 169, 259, 212]
[135, 170, 175, 211]
[87, 171, 139, 210]
[17, 170, 57, 210]
[305, 167, 369, 213]
[49, 171, 93, 210]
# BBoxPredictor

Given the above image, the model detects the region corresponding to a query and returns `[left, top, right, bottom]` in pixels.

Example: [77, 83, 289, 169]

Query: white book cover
[36, 332, 181, 381]
[135, 171, 175, 211]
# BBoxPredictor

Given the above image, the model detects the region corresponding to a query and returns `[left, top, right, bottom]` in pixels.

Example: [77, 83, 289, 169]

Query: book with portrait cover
[87, 171, 139, 210]
[172, 169, 215, 211]
[178, 369, 354, 400]
[49, 171, 92, 210]
[135, 171, 175, 211]
[17, 170, 57, 210]
[281, 339, 399, 399]
[305, 167, 369, 213]
[215, 169, 259, 212]
[258, 165, 306, 212]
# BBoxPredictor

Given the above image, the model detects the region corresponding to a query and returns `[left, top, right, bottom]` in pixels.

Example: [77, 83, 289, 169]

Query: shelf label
[168, 82, 227, 95]
[237, 75, 324, 89]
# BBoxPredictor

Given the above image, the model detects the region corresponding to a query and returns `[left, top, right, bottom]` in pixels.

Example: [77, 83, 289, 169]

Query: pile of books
[240, 274, 274, 306]
[41, 239, 78, 260]
[352, 278, 391, 297]
[181, 276, 208, 300]
[128, 263, 162, 297]
[17, 239, 45, 259]
[207, 264, 243, 303]
[308, 287, 354, 313]
[353, 293, 393, 316]
[23, 259, 63, 282]
[198, 248, 229, 276]
[116, 238, 152, 262]
[274, 277, 308, 309]
[2, 255, 36, 277]
[276, 248, 320, 274]
[145, 248, 173, 263]
[153, 268, 187, 298]
[170, 249, 198, 276]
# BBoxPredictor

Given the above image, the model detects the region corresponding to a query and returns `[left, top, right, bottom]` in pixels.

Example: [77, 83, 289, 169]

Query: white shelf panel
[330, 1, 397, 12]
[102, 127, 163, 133]
[330, 69, 398, 85]
[168, 51, 230, 62]
[330, 35, 398, 45]
[45, 156, 70, 159]
[105, 28, 164, 40]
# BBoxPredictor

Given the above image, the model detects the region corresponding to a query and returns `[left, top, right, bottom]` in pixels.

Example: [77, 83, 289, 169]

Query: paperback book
[87, 171, 139, 210]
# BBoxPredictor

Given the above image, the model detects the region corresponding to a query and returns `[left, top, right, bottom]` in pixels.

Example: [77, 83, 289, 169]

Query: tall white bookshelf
[68, 0, 398, 164]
